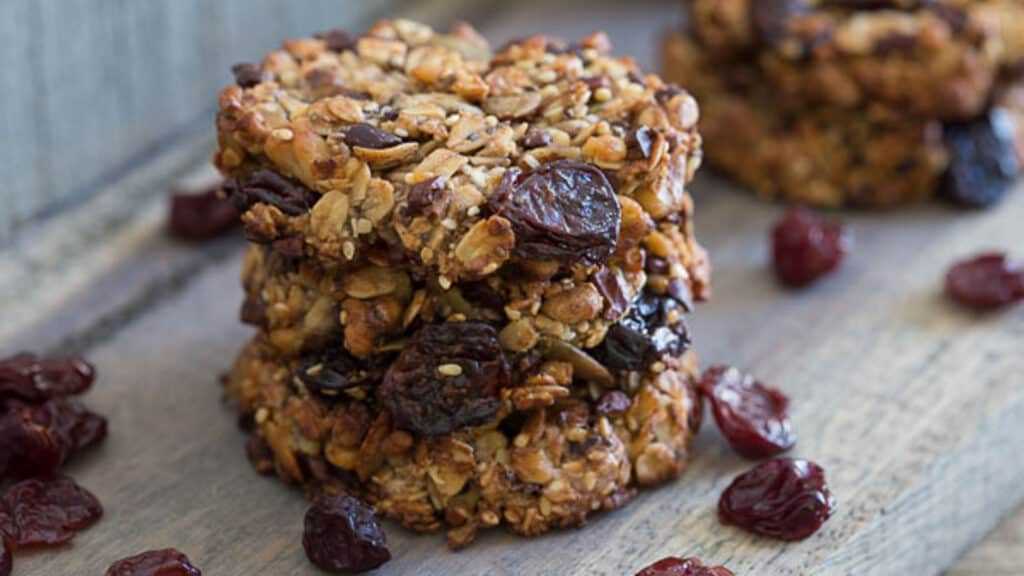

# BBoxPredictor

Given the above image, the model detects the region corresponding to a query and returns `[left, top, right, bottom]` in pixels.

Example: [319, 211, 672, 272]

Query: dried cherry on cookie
[594, 293, 690, 370]
[719, 458, 835, 540]
[380, 322, 509, 436]
[303, 493, 390, 573]
[487, 159, 620, 265]
[225, 170, 318, 217]
[941, 109, 1019, 208]
[699, 365, 795, 459]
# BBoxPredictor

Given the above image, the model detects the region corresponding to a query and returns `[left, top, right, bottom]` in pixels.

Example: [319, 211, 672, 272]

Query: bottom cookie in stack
[226, 328, 700, 549]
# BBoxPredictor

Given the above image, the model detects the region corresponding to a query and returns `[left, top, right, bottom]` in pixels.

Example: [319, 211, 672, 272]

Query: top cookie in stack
[216, 19, 710, 548]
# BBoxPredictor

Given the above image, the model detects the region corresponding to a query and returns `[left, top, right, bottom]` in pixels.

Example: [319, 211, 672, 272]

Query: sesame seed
[437, 363, 463, 377]
[467, 206, 480, 217]
[439, 276, 452, 290]
[271, 128, 294, 141]
[342, 241, 356, 260]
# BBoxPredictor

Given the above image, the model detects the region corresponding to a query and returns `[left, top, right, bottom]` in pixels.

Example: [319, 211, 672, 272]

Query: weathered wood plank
[949, 506, 1024, 575]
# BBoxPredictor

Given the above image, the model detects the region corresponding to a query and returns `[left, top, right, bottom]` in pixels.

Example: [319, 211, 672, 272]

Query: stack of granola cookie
[216, 19, 710, 548]
[664, 0, 1024, 207]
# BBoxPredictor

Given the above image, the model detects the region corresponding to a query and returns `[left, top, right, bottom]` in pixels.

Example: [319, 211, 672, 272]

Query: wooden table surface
[2, 1, 1023, 574]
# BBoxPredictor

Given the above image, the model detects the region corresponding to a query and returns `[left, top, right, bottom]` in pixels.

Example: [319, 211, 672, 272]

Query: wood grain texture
[1, 0, 1023, 574]
[948, 506, 1024, 575]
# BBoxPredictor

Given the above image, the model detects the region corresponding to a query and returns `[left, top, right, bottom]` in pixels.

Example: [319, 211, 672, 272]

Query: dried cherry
[487, 159, 620, 265]
[380, 322, 509, 436]
[168, 183, 239, 241]
[593, 293, 690, 370]
[751, 0, 810, 46]
[771, 207, 851, 288]
[303, 493, 390, 573]
[945, 252, 1024, 310]
[231, 63, 263, 88]
[1, 398, 107, 478]
[296, 348, 388, 399]
[635, 556, 735, 576]
[245, 434, 275, 476]
[0, 535, 9, 576]
[225, 170, 318, 217]
[406, 176, 446, 215]
[344, 123, 403, 149]
[0, 352, 95, 403]
[0, 407, 64, 478]
[105, 548, 202, 576]
[594, 390, 632, 416]
[1, 475, 103, 547]
[719, 458, 835, 540]
[941, 108, 1019, 208]
[316, 29, 357, 53]
[699, 366, 795, 458]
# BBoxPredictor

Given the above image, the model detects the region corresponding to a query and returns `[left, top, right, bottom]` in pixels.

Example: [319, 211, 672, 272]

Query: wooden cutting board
[3, 1, 1023, 574]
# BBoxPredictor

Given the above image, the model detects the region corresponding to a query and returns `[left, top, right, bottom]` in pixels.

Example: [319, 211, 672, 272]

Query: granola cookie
[227, 335, 701, 549]
[685, 0, 1024, 120]
[663, 24, 1024, 206]
[214, 19, 708, 294]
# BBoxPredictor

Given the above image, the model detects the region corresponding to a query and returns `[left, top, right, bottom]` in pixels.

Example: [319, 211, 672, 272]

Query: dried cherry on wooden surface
[0, 407, 64, 478]
[699, 365, 796, 459]
[635, 556, 735, 576]
[0, 475, 103, 547]
[0, 398, 107, 478]
[0, 353, 95, 403]
[719, 458, 835, 541]
[945, 252, 1024, 310]
[105, 548, 202, 576]
[380, 322, 509, 436]
[487, 159, 621, 265]
[168, 183, 240, 242]
[771, 207, 851, 288]
[303, 492, 391, 573]
[0, 536, 10, 576]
